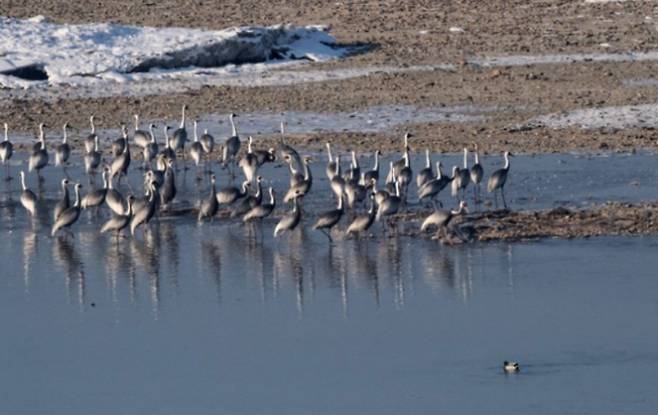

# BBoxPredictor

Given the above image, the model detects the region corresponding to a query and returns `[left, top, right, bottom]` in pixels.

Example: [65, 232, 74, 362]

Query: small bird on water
[503, 361, 520, 373]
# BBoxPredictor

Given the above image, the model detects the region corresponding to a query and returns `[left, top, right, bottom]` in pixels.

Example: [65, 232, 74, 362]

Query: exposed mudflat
[3, 1, 658, 153]
[402, 203, 658, 243]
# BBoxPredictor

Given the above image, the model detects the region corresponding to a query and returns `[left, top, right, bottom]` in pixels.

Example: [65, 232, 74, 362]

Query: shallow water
[1, 153, 657, 413]
[1, 226, 657, 413]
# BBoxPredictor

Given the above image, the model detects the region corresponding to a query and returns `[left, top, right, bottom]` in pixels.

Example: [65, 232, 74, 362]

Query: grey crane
[238, 136, 259, 184]
[470, 144, 484, 204]
[346, 150, 360, 181]
[81, 169, 108, 210]
[216, 179, 250, 205]
[54, 123, 71, 177]
[325, 142, 337, 180]
[420, 200, 468, 239]
[198, 174, 219, 222]
[274, 190, 302, 237]
[361, 150, 381, 188]
[330, 155, 345, 204]
[111, 124, 128, 157]
[244, 187, 276, 223]
[397, 149, 413, 205]
[416, 149, 433, 189]
[130, 180, 159, 236]
[105, 174, 126, 216]
[0, 123, 14, 181]
[19, 171, 37, 216]
[142, 124, 159, 170]
[28, 123, 49, 181]
[450, 165, 464, 200]
[110, 128, 130, 185]
[171, 105, 188, 167]
[51, 183, 82, 237]
[487, 151, 513, 209]
[418, 161, 451, 207]
[376, 180, 401, 234]
[313, 193, 344, 242]
[392, 132, 412, 177]
[372, 177, 390, 207]
[83, 134, 101, 178]
[222, 113, 241, 174]
[254, 146, 276, 167]
[133, 114, 150, 149]
[231, 175, 263, 217]
[84, 115, 97, 154]
[200, 126, 215, 173]
[278, 121, 302, 171]
[455, 147, 471, 199]
[283, 155, 312, 203]
[53, 178, 70, 221]
[100, 195, 135, 239]
[345, 169, 367, 210]
[160, 158, 177, 209]
[160, 125, 177, 164]
[189, 120, 204, 177]
[346, 193, 377, 237]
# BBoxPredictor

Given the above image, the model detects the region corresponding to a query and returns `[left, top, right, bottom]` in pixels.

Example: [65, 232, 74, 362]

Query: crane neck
[373, 151, 379, 170]
[504, 152, 510, 170]
[62, 125, 68, 144]
[127, 197, 134, 216]
[229, 114, 237, 137]
[193, 121, 199, 142]
[90, 116, 95, 134]
[3, 123, 8, 142]
[425, 149, 430, 168]
[180, 106, 186, 128]
[73, 185, 81, 208]
[326, 142, 333, 163]
[134, 114, 139, 131]
[20, 173, 27, 191]
[463, 148, 468, 168]
[303, 159, 311, 180]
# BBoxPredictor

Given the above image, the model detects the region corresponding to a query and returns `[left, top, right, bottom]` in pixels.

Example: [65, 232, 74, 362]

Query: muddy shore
[2, 1, 658, 153]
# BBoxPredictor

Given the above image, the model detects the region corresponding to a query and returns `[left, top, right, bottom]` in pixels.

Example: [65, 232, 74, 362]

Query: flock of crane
[0, 105, 513, 242]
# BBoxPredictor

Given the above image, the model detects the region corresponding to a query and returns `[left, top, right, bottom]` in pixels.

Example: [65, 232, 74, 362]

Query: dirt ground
[2, 0, 658, 153]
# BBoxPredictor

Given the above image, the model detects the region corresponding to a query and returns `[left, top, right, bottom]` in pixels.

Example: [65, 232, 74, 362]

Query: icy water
[1, 152, 658, 414]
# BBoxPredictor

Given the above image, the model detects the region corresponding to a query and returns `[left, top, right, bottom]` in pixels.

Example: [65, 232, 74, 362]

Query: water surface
[0, 153, 657, 414]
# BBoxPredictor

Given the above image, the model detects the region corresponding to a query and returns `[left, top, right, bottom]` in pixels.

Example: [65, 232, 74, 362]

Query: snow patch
[0, 16, 358, 87]
[584, 0, 627, 3]
[468, 51, 658, 68]
[526, 104, 658, 130]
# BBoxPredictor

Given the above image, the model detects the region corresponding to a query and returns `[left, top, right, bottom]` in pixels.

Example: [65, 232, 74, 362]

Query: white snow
[449, 27, 465, 33]
[584, 0, 627, 3]
[0, 16, 351, 88]
[468, 51, 658, 68]
[526, 103, 658, 130]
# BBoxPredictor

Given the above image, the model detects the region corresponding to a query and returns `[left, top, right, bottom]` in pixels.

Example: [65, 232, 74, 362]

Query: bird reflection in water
[129, 229, 161, 319]
[53, 237, 86, 310]
[201, 240, 222, 304]
[22, 229, 38, 293]
[160, 222, 180, 295]
[348, 240, 380, 308]
[273, 229, 307, 317]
